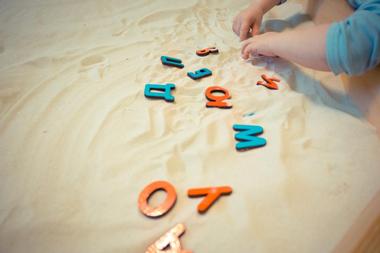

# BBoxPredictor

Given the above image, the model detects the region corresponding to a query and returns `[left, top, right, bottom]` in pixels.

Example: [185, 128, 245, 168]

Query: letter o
[138, 181, 177, 218]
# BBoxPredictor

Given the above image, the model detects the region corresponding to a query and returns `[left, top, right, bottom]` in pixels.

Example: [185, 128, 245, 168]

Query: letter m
[233, 124, 266, 151]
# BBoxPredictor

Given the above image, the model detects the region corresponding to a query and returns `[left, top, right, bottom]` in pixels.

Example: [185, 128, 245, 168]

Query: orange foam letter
[196, 47, 219, 57]
[256, 74, 280, 90]
[146, 224, 192, 253]
[138, 181, 177, 218]
[205, 86, 232, 109]
[188, 186, 233, 213]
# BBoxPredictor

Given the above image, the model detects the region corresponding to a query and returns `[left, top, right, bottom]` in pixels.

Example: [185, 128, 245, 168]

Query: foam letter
[196, 47, 219, 57]
[138, 181, 177, 218]
[233, 124, 267, 151]
[205, 86, 232, 109]
[161, 56, 184, 68]
[256, 74, 280, 90]
[145, 224, 192, 253]
[144, 83, 176, 102]
[187, 186, 232, 213]
[187, 68, 212, 80]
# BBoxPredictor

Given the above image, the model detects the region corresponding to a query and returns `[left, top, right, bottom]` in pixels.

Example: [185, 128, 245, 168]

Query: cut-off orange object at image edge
[145, 224, 192, 253]
[188, 186, 233, 213]
[205, 86, 232, 109]
[138, 181, 177, 218]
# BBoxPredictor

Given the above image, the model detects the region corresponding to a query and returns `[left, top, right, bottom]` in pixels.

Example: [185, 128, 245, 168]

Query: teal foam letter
[144, 83, 176, 102]
[161, 56, 184, 68]
[233, 124, 266, 151]
[187, 68, 212, 80]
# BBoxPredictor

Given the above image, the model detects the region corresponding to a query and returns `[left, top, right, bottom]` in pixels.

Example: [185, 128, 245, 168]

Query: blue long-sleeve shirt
[326, 0, 380, 75]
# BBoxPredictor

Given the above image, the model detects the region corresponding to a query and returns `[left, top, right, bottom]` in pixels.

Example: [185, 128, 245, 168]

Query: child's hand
[241, 32, 278, 59]
[241, 25, 331, 72]
[232, 5, 264, 41]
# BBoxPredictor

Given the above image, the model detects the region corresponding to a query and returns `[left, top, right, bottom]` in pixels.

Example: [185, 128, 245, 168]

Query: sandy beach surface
[0, 0, 379, 252]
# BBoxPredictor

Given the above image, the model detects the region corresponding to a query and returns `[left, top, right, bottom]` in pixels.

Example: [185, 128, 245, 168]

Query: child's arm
[233, 0, 283, 41]
[326, 0, 380, 75]
[241, 24, 331, 71]
[241, 0, 380, 75]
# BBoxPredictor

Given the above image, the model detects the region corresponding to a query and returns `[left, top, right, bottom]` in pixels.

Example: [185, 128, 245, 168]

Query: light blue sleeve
[326, 0, 380, 75]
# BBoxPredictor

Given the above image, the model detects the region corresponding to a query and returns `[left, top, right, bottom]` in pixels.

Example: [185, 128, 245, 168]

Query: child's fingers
[235, 19, 243, 37]
[239, 22, 250, 41]
[232, 17, 239, 36]
[241, 43, 252, 59]
[252, 19, 261, 35]
[242, 43, 258, 60]
[241, 45, 251, 59]
[241, 38, 254, 55]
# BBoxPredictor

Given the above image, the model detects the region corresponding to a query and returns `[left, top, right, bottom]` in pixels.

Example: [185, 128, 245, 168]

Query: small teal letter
[161, 56, 184, 68]
[144, 83, 176, 102]
[187, 68, 212, 80]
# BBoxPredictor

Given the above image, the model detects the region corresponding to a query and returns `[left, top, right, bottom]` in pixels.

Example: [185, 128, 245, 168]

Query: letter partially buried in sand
[205, 86, 232, 109]
[233, 124, 267, 151]
[144, 83, 176, 102]
[188, 186, 233, 213]
[138, 181, 177, 218]
[146, 224, 192, 253]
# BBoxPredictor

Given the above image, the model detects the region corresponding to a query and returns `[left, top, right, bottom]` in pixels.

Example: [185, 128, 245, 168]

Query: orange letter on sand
[256, 74, 280, 90]
[196, 46, 219, 57]
[188, 186, 233, 213]
[146, 224, 192, 253]
[205, 86, 232, 109]
[138, 181, 177, 218]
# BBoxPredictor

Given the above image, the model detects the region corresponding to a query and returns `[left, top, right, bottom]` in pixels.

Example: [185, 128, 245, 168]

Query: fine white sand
[0, 1, 379, 253]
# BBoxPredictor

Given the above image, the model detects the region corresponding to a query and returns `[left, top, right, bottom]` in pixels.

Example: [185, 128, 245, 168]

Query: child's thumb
[239, 22, 250, 41]
[252, 19, 262, 35]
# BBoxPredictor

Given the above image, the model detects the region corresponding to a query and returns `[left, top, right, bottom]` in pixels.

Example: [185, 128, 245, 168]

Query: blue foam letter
[233, 124, 266, 151]
[161, 56, 184, 68]
[144, 83, 176, 102]
[187, 68, 212, 80]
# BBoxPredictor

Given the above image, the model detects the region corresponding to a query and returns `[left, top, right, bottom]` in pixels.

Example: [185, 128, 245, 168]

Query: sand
[0, 0, 379, 252]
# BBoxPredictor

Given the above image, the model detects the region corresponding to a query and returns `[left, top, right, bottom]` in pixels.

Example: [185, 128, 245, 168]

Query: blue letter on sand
[144, 83, 176, 102]
[233, 124, 266, 151]
[187, 68, 212, 80]
[161, 56, 184, 68]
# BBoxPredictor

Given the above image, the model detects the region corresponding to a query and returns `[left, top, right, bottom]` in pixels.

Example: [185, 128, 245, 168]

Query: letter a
[145, 224, 192, 253]
[233, 124, 267, 151]
[144, 83, 176, 102]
